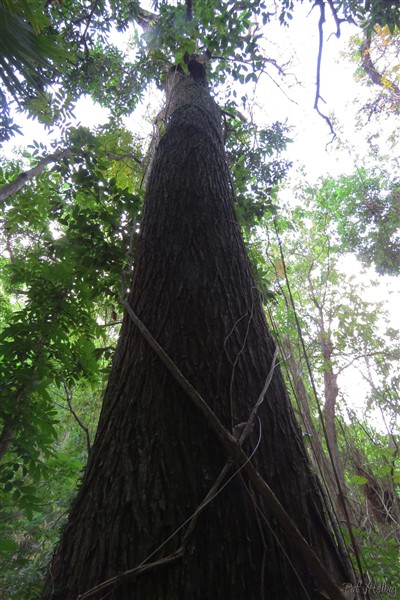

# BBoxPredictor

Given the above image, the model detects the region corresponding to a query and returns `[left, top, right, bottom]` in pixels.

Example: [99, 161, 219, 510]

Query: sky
[4, 3, 390, 177]
[1, 3, 390, 173]
[251, 4, 392, 178]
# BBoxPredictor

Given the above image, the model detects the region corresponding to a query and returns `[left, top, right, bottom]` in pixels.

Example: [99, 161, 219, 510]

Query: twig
[63, 382, 91, 455]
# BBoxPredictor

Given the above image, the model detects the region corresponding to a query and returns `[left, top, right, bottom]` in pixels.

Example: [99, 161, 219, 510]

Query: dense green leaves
[0, 124, 144, 593]
[226, 119, 291, 228]
[0, 386, 98, 599]
[0, 126, 144, 539]
[300, 167, 400, 275]
[0, 0, 72, 141]
[0, 0, 147, 141]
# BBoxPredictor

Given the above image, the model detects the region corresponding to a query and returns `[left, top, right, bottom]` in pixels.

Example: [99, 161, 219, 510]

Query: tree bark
[44, 70, 351, 600]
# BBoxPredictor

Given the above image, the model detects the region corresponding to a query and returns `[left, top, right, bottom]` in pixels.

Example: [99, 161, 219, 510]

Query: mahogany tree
[4, 1, 400, 598]
[43, 44, 352, 600]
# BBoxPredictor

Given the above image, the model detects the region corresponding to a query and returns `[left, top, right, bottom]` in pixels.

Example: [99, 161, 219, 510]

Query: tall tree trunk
[44, 69, 351, 600]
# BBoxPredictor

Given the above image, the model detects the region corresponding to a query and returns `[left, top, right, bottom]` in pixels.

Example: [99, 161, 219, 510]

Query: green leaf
[349, 475, 369, 486]
[0, 537, 18, 555]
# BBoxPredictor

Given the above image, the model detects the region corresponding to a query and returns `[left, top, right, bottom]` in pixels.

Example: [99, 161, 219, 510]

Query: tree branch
[63, 382, 91, 455]
[360, 33, 400, 109]
[326, 0, 346, 38]
[0, 147, 144, 202]
[0, 148, 73, 202]
[136, 7, 159, 32]
[105, 150, 143, 166]
[79, 0, 100, 48]
[314, 0, 336, 140]
[337, 349, 399, 374]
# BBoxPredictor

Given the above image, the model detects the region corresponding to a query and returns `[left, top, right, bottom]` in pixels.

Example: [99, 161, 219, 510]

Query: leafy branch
[0, 148, 73, 202]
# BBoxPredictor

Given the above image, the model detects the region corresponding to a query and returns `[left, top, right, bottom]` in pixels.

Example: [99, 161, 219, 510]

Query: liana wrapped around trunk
[43, 61, 354, 600]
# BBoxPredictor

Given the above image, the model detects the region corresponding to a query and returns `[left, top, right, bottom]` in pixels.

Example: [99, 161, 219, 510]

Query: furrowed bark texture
[44, 72, 349, 599]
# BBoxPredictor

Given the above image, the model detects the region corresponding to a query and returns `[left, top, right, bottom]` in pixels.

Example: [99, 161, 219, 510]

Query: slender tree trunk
[0, 148, 73, 201]
[282, 338, 355, 577]
[283, 338, 339, 499]
[44, 69, 351, 600]
[318, 324, 347, 496]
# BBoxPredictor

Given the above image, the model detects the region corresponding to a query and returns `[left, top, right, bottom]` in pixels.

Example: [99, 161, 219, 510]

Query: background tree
[257, 176, 400, 592]
[307, 165, 400, 276]
[349, 24, 400, 118]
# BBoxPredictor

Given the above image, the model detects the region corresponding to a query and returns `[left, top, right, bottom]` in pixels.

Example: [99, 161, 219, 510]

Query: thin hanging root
[118, 300, 348, 600]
